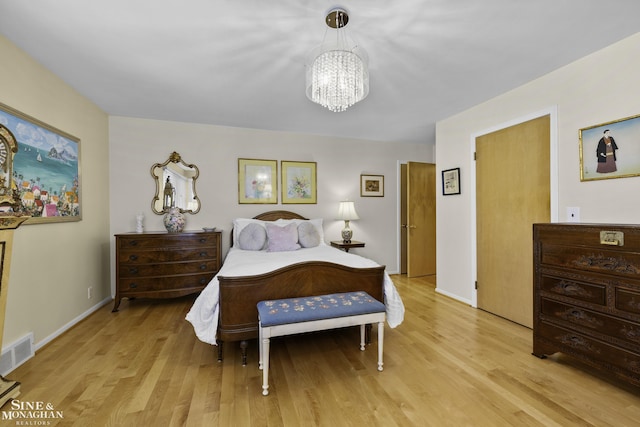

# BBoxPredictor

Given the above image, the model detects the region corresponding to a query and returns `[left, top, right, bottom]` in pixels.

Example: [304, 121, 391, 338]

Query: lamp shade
[337, 201, 359, 221]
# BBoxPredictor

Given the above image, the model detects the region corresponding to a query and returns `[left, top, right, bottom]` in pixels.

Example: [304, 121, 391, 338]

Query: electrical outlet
[87, 286, 92, 299]
[567, 207, 580, 223]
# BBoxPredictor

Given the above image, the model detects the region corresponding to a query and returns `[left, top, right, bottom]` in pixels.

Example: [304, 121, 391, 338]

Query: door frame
[469, 106, 559, 308]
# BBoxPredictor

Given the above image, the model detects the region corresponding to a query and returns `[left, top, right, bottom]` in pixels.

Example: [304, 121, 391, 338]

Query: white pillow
[237, 222, 267, 250]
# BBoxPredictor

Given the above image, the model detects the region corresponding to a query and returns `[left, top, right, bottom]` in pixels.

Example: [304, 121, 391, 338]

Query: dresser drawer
[118, 260, 218, 278]
[120, 273, 214, 292]
[539, 243, 640, 278]
[616, 287, 640, 316]
[539, 273, 606, 306]
[118, 247, 217, 264]
[537, 321, 640, 374]
[535, 224, 640, 252]
[541, 298, 640, 347]
[117, 233, 218, 249]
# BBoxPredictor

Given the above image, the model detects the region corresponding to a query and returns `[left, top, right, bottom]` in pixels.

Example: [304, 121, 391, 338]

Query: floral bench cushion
[257, 291, 385, 327]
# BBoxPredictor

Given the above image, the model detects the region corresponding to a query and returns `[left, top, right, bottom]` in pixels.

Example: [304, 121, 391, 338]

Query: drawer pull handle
[199, 264, 207, 270]
[600, 231, 624, 246]
[199, 278, 208, 284]
[199, 252, 207, 257]
[129, 255, 138, 261]
[199, 238, 207, 243]
[129, 240, 138, 246]
[129, 283, 138, 289]
[128, 267, 139, 274]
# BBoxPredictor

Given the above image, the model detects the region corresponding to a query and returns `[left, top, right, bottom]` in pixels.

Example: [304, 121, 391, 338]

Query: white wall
[109, 117, 434, 294]
[0, 35, 111, 351]
[435, 32, 640, 304]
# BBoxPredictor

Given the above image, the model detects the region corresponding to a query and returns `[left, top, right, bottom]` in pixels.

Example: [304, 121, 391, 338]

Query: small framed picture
[442, 168, 461, 195]
[360, 174, 384, 197]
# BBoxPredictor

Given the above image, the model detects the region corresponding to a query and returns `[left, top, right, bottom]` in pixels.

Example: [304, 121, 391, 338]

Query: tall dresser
[533, 223, 640, 386]
[114, 231, 221, 312]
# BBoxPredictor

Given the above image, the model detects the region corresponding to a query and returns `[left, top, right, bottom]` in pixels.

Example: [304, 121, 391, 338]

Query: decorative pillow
[275, 218, 325, 245]
[266, 222, 300, 252]
[237, 222, 267, 251]
[298, 221, 320, 248]
[232, 218, 267, 247]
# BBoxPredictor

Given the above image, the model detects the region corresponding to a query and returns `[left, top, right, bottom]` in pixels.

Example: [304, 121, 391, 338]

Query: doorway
[400, 162, 436, 277]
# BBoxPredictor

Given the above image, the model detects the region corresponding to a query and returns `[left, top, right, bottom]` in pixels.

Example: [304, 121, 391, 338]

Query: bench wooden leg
[359, 324, 366, 351]
[377, 321, 384, 371]
[261, 333, 271, 396]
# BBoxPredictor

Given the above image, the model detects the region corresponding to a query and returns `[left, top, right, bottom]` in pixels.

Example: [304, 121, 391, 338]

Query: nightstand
[330, 240, 365, 252]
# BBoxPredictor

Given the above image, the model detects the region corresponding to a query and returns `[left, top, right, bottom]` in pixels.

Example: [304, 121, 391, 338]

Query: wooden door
[476, 115, 550, 327]
[407, 162, 436, 277]
[400, 164, 407, 274]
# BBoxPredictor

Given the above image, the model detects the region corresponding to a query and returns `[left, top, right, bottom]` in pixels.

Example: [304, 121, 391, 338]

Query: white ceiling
[1, 0, 640, 145]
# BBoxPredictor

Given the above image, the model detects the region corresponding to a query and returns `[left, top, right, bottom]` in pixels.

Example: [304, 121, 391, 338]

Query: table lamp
[337, 201, 359, 243]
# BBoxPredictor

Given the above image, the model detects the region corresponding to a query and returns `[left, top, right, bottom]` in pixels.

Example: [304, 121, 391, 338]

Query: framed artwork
[0, 102, 81, 224]
[442, 167, 461, 195]
[579, 113, 640, 181]
[238, 158, 277, 204]
[281, 161, 317, 204]
[360, 174, 384, 197]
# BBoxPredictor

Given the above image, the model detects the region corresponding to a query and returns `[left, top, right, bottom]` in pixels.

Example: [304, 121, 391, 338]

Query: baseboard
[435, 287, 472, 306]
[34, 297, 112, 353]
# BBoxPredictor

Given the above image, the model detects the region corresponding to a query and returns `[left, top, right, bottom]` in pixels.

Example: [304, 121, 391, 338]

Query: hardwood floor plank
[5, 276, 640, 426]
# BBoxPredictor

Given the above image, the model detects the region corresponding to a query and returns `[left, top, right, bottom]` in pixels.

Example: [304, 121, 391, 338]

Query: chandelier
[305, 8, 369, 112]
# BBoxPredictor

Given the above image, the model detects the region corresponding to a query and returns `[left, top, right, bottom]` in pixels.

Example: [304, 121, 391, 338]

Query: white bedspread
[185, 245, 405, 345]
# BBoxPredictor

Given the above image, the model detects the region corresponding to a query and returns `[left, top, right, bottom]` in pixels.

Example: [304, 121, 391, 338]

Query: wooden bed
[217, 210, 385, 364]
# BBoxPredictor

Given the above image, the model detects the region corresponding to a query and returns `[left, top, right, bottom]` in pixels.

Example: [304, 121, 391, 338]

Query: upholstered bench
[257, 291, 385, 396]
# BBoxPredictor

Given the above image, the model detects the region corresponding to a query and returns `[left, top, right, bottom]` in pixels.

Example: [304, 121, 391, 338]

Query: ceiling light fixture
[305, 7, 369, 112]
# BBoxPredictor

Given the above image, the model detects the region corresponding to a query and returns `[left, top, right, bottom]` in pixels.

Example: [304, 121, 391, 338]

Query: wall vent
[0, 333, 34, 376]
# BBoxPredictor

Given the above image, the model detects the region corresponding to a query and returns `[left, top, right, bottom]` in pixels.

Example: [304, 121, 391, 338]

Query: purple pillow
[266, 222, 300, 252]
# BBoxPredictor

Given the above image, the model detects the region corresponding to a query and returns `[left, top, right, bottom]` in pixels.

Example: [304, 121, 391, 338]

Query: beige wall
[108, 116, 434, 291]
[0, 36, 111, 350]
[435, 32, 640, 304]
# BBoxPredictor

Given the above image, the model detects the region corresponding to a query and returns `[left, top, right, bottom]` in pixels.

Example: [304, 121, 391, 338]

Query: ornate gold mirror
[151, 152, 200, 214]
[0, 125, 19, 210]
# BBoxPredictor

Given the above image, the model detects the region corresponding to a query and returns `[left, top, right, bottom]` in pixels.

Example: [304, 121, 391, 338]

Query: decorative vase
[163, 207, 185, 233]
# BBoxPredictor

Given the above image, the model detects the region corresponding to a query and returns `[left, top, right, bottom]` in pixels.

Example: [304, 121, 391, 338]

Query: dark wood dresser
[533, 223, 640, 386]
[114, 231, 221, 312]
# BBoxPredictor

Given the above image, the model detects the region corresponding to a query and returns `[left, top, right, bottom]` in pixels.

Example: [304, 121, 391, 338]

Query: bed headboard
[230, 210, 308, 246]
[253, 210, 307, 221]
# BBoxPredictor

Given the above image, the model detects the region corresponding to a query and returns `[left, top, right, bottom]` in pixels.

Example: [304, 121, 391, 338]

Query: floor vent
[0, 333, 34, 376]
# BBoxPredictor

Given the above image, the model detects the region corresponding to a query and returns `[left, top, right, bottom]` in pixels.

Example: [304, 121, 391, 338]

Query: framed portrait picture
[281, 161, 317, 204]
[360, 174, 384, 197]
[0, 102, 81, 224]
[238, 158, 277, 204]
[442, 167, 461, 195]
[579, 113, 640, 181]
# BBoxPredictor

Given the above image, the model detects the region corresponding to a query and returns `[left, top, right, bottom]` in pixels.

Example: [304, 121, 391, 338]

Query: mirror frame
[150, 151, 201, 214]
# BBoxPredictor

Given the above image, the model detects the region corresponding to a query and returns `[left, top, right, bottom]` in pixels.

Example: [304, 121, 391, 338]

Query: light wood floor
[6, 275, 640, 426]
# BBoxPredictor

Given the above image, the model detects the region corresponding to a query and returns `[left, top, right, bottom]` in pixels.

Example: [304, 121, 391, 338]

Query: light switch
[567, 207, 580, 223]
